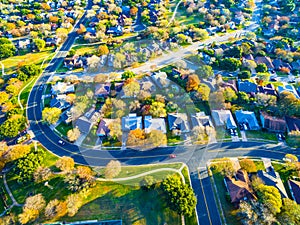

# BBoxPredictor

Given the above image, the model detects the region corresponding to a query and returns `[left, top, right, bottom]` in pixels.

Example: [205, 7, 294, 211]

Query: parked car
[58, 140, 65, 145]
[169, 154, 176, 158]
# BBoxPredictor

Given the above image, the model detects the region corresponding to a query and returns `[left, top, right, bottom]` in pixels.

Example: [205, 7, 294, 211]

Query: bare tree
[105, 160, 122, 179]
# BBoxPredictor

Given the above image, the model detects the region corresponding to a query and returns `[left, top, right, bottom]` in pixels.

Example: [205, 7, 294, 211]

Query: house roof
[144, 116, 166, 134]
[237, 80, 257, 93]
[95, 83, 110, 96]
[285, 116, 300, 133]
[277, 84, 300, 99]
[255, 56, 274, 69]
[224, 170, 256, 204]
[51, 82, 75, 95]
[190, 112, 213, 128]
[257, 83, 278, 96]
[235, 110, 260, 130]
[211, 110, 237, 129]
[288, 179, 300, 204]
[96, 119, 114, 136]
[167, 113, 190, 132]
[122, 113, 142, 131]
[260, 112, 286, 132]
[257, 168, 288, 198]
[75, 116, 93, 134]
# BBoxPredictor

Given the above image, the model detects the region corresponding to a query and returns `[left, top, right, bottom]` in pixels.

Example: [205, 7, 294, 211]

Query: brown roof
[224, 170, 256, 205]
[285, 116, 300, 133]
[260, 112, 286, 132]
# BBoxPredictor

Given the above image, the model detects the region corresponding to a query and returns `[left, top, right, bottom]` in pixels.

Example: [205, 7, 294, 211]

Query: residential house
[211, 110, 237, 129]
[122, 113, 143, 131]
[190, 112, 214, 128]
[60, 107, 73, 124]
[272, 59, 292, 71]
[144, 115, 166, 134]
[288, 179, 300, 204]
[257, 83, 278, 96]
[64, 55, 83, 69]
[151, 71, 170, 88]
[260, 112, 286, 133]
[224, 170, 256, 207]
[96, 118, 114, 137]
[220, 80, 238, 92]
[167, 113, 190, 133]
[75, 107, 100, 134]
[107, 25, 123, 36]
[235, 110, 259, 130]
[277, 83, 300, 99]
[237, 80, 257, 94]
[257, 166, 288, 198]
[285, 116, 300, 134]
[51, 82, 75, 95]
[50, 95, 70, 110]
[255, 56, 274, 70]
[291, 60, 300, 71]
[17, 39, 31, 49]
[95, 83, 111, 97]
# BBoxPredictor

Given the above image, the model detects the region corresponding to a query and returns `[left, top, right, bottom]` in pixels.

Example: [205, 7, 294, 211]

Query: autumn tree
[105, 160, 122, 179]
[45, 199, 67, 219]
[130, 6, 138, 15]
[223, 87, 238, 102]
[108, 119, 122, 139]
[76, 166, 93, 181]
[33, 39, 46, 52]
[127, 129, 146, 146]
[278, 198, 300, 224]
[239, 158, 257, 173]
[19, 208, 39, 225]
[97, 44, 109, 56]
[42, 107, 61, 124]
[3, 144, 31, 162]
[66, 194, 82, 217]
[186, 74, 200, 92]
[77, 24, 86, 34]
[67, 128, 81, 142]
[123, 79, 140, 97]
[147, 130, 167, 147]
[209, 91, 225, 110]
[34, 167, 52, 182]
[255, 184, 282, 215]
[55, 156, 75, 172]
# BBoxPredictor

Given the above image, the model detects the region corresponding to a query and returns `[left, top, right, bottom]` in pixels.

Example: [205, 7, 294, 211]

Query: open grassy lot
[286, 135, 300, 148]
[72, 45, 99, 56]
[59, 179, 182, 225]
[1, 48, 54, 75]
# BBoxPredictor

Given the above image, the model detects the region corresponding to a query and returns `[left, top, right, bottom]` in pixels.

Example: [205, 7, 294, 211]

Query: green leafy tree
[237, 92, 250, 104]
[223, 87, 238, 102]
[0, 115, 26, 138]
[17, 64, 41, 81]
[121, 70, 136, 80]
[140, 176, 156, 190]
[0, 38, 15, 59]
[219, 58, 242, 71]
[42, 107, 61, 124]
[255, 184, 282, 215]
[161, 175, 197, 216]
[14, 148, 45, 183]
[195, 65, 214, 79]
[33, 39, 46, 51]
[238, 70, 251, 79]
[256, 63, 268, 73]
[224, 46, 243, 58]
[278, 198, 300, 224]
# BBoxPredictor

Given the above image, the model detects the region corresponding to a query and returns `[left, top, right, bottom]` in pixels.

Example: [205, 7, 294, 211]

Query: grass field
[55, 122, 73, 137]
[245, 130, 277, 142]
[72, 45, 99, 56]
[1, 48, 54, 75]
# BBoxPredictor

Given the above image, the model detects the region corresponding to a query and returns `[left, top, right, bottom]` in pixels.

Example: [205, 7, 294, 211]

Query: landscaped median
[2, 145, 197, 225]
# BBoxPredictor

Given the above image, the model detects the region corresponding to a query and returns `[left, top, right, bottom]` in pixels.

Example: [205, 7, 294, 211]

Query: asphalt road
[25, 1, 297, 223]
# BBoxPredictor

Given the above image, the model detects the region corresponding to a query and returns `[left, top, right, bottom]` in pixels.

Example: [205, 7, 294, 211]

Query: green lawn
[94, 163, 183, 179]
[0, 178, 13, 213]
[1, 48, 54, 74]
[286, 135, 300, 148]
[59, 180, 182, 225]
[55, 122, 73, 137]
[215, 127, 231, 140]
[72, 45, 99, 56]
[245, 130, 277, 142]
[19, 76, 39, 108]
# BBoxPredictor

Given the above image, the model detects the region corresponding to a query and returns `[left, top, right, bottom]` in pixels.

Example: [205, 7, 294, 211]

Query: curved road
[26, 1, 298, 224]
